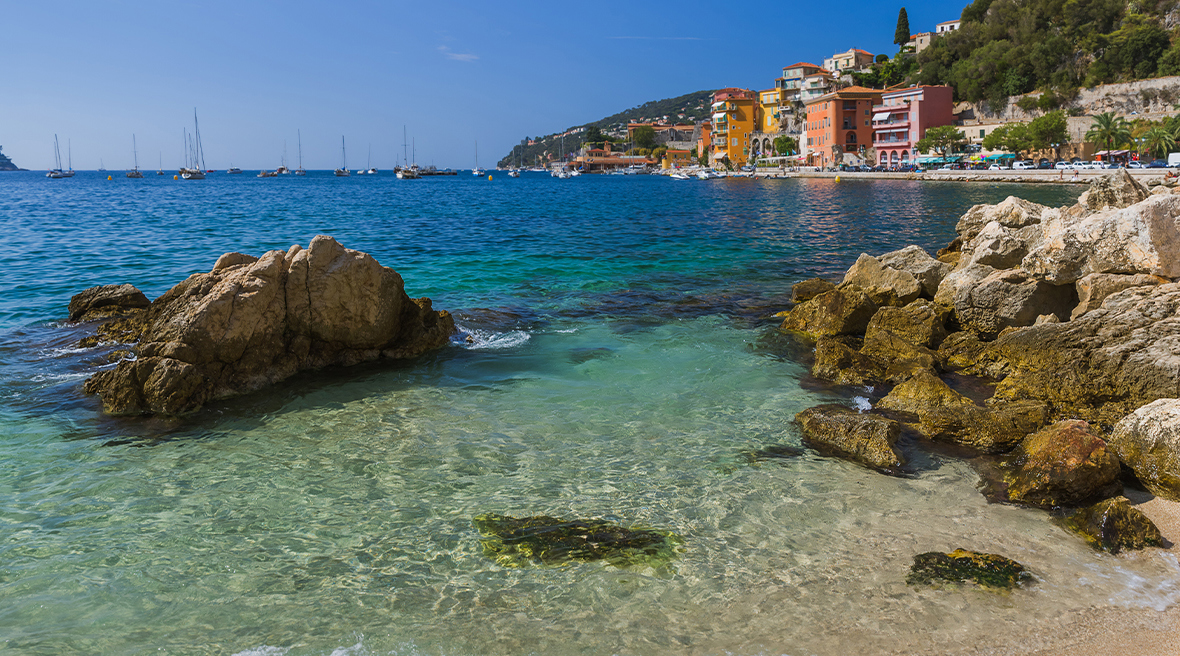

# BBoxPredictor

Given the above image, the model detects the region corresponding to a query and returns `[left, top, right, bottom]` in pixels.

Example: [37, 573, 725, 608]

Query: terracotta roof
[784, 62, 822, 70]
[851, 49, 873, 55]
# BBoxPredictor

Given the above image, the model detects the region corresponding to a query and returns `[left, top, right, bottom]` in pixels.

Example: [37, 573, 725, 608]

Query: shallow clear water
[3, 171, 1176, 656]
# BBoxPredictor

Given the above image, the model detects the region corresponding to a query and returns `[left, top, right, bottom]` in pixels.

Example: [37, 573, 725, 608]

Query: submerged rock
[1058, 496, 1165, 553]
[795, 404, 905, 474]
[744, 444, 806, 464]
[993, 420, 1122, 508]
[82, 236, 455, 416]
[907, 549, 1035, 590]
[472, 513, 682, 568]
[1109, 399, 1180, 501]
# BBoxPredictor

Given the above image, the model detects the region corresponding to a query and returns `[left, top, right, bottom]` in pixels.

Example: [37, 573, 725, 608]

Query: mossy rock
[792, 277, 836, 303]
[907, 548, 1035, 590]
[859, 330, 938, 383]
[812, 336, 886, 386]
[744, 444, 806, 464]
[472, 513, 683, 568]
[1057, 496, 1165, 554]
[779, 287, 879, 338]
[997, 420, 1121, 509]
[877, 371, 975, 416]
[795, 404, 905, 474]
[919, 400, 1048, 454]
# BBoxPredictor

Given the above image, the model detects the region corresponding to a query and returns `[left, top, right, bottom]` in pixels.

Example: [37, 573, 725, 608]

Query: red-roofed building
[823, 48, 875, 75]
[804, 86, 883, 168]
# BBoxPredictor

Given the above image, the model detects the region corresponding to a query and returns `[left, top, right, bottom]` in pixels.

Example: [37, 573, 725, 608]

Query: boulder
[1077, 169, 1150, 212]
[877, 245, 953, 298]
[918, 400, 1049, 454]
[1109, 399, 1180, 501]
[995, 420, 1122, 508]
[795, 404, 905, 473]
[859, 330, 939, 383]
[1058, 497, 1165, 553]
[864, 300, 949, 349]
[68, 284, 150, 322]
[779, 287, 879, 338]
[840, 254, 922, 307]
[961, 221, 1043, 271]
[876, 371, 975, 415]
[791, 277, 836, 303]
[947, 267, 1077, 339]
[907, 549, 1035, 590]
[1071, 273, 1166, 320]
[472, 513, 682, 568]
[955, 196, 1046, 244]
[83, 236, 455, 416]
[1022, 194, 1180, 284]
[811, 336, 886, 386]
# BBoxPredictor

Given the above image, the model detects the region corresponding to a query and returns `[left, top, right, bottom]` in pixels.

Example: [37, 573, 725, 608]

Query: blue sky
[1, 1, 963, 170]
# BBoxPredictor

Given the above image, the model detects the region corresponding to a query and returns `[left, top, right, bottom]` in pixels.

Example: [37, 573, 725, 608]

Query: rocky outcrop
[864, 300, 949, 349]
[1071, 273, 1165, 319]
[1058, 497, 1165, 553]
[791, 277, 836, 303]
[942, 266, 1076, 338]
[918, 400, 1049, 454]
[1076, 168, 1150, 212]
[795, 404, 905, 474]
[955, 196, 1046, 244]
[779, 287, 878, 338]
[1109, 399, 1180, 501]
[840, 254, 922, 306]
[82, 236, 455, 416]
[68, 284, 151, 322]
[876, 371, 974, 415]
[877, 245, 952, 298]
[990, 420, 1121, 508]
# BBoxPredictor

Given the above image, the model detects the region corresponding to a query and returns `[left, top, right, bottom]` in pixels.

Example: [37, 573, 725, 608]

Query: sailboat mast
[298, 130, 303, 170]
[403, 126, 409, 167]
[133, 134, 139, 170]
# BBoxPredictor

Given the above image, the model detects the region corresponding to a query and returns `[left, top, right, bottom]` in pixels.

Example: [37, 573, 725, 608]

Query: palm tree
[1142, 126, 1176, 159]
[1085, 112, 1132, 152]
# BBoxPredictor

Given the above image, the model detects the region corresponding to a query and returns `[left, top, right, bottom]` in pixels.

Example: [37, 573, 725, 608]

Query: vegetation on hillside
[915, 0, 1180, 109]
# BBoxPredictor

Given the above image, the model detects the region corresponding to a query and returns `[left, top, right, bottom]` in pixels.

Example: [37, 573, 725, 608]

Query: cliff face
[0, 146, 19, 171]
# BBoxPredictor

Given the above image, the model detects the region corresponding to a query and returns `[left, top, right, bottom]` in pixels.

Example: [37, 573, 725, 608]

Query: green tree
[1142, 126, 1176, 158]
[983, 122, 1032, 155]
[584, 126, 606, 148]
[632, 125, 658, 150]
[1027, 111, 1069, 157]
[774, 135, 798, 155]
[1085, 112, 1131, 151]
[915, 125, 967, 159]
[895, 7, 911, 47]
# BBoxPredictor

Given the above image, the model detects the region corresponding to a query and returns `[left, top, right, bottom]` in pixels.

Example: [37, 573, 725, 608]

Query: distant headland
[0, 145, 23, 171]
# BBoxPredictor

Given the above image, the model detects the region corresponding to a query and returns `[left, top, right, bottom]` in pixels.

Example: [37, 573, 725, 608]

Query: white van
[1012, 161, 1035, 170]
[1168, 152, 1180, 168]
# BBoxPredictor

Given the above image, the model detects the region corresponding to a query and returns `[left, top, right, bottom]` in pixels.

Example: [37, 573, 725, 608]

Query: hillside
[0, 146, 19, 171]
[497, 90, 715, 168]
[914, 0, 1180, 110]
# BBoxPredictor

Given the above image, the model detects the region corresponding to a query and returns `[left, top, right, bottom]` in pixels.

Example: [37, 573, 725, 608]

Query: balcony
[874, 136, 912, 145]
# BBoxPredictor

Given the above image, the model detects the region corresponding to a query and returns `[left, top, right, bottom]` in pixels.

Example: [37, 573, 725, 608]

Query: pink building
[871, 86, 954, 167]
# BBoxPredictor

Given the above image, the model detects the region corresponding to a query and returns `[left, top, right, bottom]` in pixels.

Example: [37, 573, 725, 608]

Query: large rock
[1071, 273, 1165, 320]
[1109, 399, 1180, 501]
[961, 221, 1043, 271]
[791, 277, 836, 303]
[1022, 194, 1180, 284]
[864, 300, 949, 349]
[996, 420, 1122, 508]
[955, 196, 1046, 244]
[945, 267, 1077, 339]
[83, 236, 455, 416]
[918, 400, 1049, 454]
[859, 330, 938, 383]
[811, 336, 885, 386]
[877, 246, 953, 298]
[876, 371, 974, 415]
[840, 254, 922, 307]
[68, 284, 151, 322]
[1077, 169, 1150, 212]
[795, 404, 905, 473]
[779, 287, 879, 338]
[1058, 497, 1165, 553]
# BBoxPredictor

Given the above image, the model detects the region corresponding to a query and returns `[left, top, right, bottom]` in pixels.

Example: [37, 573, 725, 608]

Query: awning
[872, 112, 890, 120]
[712, 113, 726, 120]
[713, 151, 728, 159]
[985, 153, 1016, 160]
[711, 102, 725, 109]
[1093, 150, 1109, 156]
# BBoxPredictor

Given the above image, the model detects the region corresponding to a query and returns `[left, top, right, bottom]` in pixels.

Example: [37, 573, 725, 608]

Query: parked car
[1054, 161, 1072, 169]
[1012, 161, 1035, 170]
[1148, 159, 1169, 168]
[1037, 161, 1054, 169]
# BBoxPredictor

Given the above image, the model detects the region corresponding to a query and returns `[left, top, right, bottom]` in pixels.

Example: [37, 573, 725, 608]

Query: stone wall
[959, 76, 1180, 124]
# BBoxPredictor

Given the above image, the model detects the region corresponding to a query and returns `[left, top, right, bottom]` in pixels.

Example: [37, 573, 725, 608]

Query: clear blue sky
[1, 1, 963, 170]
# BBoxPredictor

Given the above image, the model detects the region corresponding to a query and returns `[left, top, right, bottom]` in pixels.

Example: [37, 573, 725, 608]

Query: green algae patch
[473, 513, 683, 568]
[907, 549, 1036, 591]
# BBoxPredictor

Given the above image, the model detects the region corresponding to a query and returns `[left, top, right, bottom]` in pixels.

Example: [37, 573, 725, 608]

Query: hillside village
[510, 1, 1180, 173]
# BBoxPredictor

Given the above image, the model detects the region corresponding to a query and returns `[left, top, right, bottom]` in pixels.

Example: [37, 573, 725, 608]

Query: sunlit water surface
[3, 171, 1176, 656]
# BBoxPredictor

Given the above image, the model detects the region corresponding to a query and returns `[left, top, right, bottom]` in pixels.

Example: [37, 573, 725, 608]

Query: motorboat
[258, 170, 277, 178]
[227, 166, 243, 174]
[507, 169, 520, 177]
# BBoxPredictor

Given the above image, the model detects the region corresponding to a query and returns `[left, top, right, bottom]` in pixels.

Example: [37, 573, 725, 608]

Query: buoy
[835, 176, 841, 182]
[174, 175, 178, 180]
[487, 175, 493, 181]
[107, 175, 112, 180]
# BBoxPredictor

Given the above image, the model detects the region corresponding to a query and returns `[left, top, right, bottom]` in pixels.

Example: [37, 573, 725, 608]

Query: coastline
[752, 168, 1169, 185]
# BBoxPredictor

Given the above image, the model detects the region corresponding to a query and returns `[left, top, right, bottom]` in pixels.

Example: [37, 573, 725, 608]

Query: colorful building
[804, 86, 883, 168]
[758, 88, 790, 133]
[711, 88, 758, 167]
[936, 19, 961, 34]
[799, 70, 837, 103]
[777, 62, 826, 102]
[872, 85, 954, 167]
[822, 48, 875, 75]
[663, 149, 692, 168]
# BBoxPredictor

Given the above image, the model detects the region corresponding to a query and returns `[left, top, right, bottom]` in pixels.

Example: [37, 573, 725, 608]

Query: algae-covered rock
[918, 400, 1048, 454]
[792, 277, 836, 303]
[907, 548, 1035, 590]
[779, 287, 879, 338]
[472, 513, 683, 568]
[841, 254, 923, 307]
[744, 444, 806, 464]
[877, 371, 974, 416]
[1058, 496, 1165, 553]
[1109, 399, 1180, 501]
[811, 336, 886, 386]
[997, 420, 1122, 508]
[795, 404, 905, 474]
[859, 330, 939, 383]
[864, 300, 950, 350]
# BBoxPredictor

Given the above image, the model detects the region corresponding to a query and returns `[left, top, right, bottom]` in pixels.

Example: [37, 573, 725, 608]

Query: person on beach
[1071, 169, 1079, 181]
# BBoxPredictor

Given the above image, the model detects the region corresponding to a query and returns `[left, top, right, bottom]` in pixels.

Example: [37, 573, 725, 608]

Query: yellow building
[663, 149, 692, 168]
[759, 88, 789, 133]
[711, 88, 758, 167]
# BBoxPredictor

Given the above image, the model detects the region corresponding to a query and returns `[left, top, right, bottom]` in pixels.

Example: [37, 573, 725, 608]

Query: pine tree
[894, 7, 911, 47]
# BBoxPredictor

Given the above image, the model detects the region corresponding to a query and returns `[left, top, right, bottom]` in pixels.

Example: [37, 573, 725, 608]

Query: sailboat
[396, 127, 420, 179]
[46, 134, 73, 178]
[334, 136, 350, 176]
[472, 140, 483, 176]
[294, 130, 307, 175]
[126, 135, 144, 178]
[276, 141, 290, 174]
[180, 109, 207, 180]
[157, 152, 165, 175]
[366, 144, 377, 175]
[97, 158, 106, 172]
[507, 143, 521, 177]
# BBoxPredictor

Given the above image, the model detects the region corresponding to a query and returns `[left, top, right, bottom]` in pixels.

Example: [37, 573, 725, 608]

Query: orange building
[711, 88, 757, 167]
[696, 122, 712, 161]
[804, 86, 883, 168]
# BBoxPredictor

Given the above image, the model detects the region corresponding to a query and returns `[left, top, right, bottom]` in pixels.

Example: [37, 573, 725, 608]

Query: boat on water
[227, 167, 243, 174]
[472, 140, 483, 176]
[334, 136, 350, 176]
[257, 170, 277, 178]
[126, 135, 144, 178]
[97, 159, 106, 172]
[180, 109, 207, 180]
[696, 169, 721, 180]
[156, 153, 165, 175]
[396, 166, 420, 179]
[396, 128, 420, 179]
[507, 169, 520, 177]
[276, 166, 290, 175]
[295, 130, 307, 175]
[46, 135, 75, 178]
[669, 171, 691, 180]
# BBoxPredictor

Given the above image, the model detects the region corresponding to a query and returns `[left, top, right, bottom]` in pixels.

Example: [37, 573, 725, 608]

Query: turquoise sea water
[1, 171, 1177, 656]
